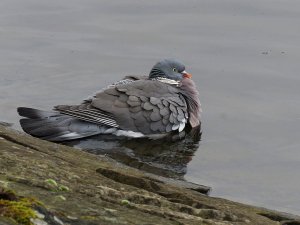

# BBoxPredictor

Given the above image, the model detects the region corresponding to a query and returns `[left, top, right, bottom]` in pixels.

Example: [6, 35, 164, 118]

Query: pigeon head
[149, 59, 192, 81]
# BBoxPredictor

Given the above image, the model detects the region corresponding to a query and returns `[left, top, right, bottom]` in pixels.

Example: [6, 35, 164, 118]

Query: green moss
[0, 197, 37, 225]
[58, 184, 70, 192]
[55, 195, 66, 201]
[80, 215, 97, 220]
[45, 179, 70, 192]
[45, 179, 58, 188]
[121, 199, 130, 205]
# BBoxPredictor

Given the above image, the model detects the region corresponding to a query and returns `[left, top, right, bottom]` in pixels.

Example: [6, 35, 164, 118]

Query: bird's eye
[173, 68, 178, 72]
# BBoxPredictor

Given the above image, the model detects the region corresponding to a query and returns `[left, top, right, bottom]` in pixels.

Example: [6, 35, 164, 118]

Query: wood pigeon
[18, 59, 201, 141]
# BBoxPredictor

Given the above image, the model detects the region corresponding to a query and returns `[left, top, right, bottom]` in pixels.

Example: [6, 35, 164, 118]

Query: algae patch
[0, 196, 37, 225]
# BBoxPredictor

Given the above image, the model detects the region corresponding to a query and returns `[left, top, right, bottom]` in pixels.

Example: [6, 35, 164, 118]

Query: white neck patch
[152, 77, 180, 86]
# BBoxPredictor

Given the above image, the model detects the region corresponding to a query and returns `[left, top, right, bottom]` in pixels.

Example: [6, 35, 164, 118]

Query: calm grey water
[1, 0, 300, 215]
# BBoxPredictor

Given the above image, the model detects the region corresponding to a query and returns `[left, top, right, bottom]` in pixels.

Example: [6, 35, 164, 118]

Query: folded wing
[55, 80, 189, 135]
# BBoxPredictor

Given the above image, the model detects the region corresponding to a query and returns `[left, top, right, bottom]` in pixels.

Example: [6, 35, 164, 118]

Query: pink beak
[182, 70, 192, 79]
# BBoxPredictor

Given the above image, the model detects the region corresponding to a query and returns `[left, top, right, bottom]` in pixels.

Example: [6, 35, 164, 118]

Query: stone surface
[0, 125, 300, 225]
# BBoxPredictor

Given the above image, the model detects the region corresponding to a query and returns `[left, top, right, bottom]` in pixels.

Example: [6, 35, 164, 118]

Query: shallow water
[64, 128, 202, 180]
[1, 0, 300, 215]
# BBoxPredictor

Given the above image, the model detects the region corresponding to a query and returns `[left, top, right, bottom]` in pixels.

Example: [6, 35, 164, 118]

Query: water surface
[1, 0, 300, 215]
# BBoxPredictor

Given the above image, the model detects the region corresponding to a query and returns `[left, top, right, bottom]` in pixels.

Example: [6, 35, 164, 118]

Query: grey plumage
[18, 108, 114, 141]
[18, 59, 201, 141]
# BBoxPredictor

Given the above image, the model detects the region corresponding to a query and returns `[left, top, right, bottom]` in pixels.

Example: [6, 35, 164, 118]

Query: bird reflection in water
[63, 126, 201, 180]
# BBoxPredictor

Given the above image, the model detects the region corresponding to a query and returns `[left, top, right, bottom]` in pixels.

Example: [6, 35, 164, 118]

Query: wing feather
[56, 80, 189, 134]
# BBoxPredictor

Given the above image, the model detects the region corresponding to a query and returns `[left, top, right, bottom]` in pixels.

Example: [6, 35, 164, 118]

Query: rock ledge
[0, 125, 299, 225]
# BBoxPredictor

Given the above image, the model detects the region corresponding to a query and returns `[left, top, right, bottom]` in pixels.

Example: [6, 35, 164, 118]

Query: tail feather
[18, 107, 114, 141]
[20, 119, 69, 137]
[18, 107, 59, 119]
[44, 130, 103, 142]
